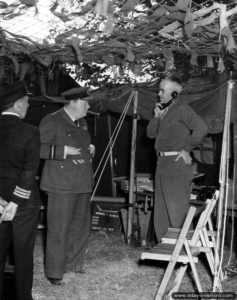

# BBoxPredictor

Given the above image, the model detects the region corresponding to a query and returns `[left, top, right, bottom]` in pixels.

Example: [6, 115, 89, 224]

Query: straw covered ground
[32, 229, 237, 300]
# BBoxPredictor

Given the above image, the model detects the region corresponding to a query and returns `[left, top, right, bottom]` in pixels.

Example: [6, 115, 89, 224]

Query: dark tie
[74, 120, 79, 127]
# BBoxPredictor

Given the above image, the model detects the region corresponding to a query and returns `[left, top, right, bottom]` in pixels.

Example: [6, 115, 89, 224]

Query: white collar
[1, 112, 20, 117]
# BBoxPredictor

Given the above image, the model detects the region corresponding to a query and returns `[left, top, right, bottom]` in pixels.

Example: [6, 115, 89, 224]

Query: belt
[158, 151, 180, 156]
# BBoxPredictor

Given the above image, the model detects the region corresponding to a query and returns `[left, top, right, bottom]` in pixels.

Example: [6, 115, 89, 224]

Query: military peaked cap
[0, 81, 27, 108]
[61, 86, 93, 101]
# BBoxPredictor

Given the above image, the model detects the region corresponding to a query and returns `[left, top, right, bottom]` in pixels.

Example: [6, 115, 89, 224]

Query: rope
[91, 89, 135, 201]
[94, 88, 135, 177]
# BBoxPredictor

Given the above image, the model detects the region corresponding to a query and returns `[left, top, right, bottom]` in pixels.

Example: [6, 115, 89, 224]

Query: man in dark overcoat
[0, 81, 41, 300]
[39, 87, 94, 285]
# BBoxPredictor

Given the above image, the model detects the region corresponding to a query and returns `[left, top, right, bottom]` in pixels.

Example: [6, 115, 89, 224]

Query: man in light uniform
[147, 77, 208, 242]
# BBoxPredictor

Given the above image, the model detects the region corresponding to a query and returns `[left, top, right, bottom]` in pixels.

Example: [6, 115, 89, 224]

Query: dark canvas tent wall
[97, 79, 237, 164]
[91, 79, 237, 193]
[26, 79, 237, 195]
[100, 80, 237, 128]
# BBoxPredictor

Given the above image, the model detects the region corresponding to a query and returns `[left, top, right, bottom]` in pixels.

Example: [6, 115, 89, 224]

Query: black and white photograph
[0, 0, 237, 299]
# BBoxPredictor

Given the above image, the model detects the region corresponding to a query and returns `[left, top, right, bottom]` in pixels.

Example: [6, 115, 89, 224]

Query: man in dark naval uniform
[39, 87, 94, 285]
[147, 76, 208, 243]
[0, 81, 41, 300]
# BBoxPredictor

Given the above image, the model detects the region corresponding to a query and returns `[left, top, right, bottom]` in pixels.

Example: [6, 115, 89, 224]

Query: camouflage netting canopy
[0, 0, 237, 77]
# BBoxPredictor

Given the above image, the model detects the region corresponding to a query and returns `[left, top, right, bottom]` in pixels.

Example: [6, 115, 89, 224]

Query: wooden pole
[107, 114, 116, 197]
[213, 79, 234, 291]
[127, 90, 138, 243]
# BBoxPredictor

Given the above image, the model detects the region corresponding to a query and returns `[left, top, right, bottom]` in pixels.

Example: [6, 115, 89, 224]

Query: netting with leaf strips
[0, 0, 236, 66]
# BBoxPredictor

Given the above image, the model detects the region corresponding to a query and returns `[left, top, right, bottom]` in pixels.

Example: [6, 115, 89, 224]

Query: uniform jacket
[39, 108, 94, 194]
[147, 101, 208, 153]
[0, 114, 41, 207]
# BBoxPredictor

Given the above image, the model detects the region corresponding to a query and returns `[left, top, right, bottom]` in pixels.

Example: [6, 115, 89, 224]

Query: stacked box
[91, 205, 121, 232]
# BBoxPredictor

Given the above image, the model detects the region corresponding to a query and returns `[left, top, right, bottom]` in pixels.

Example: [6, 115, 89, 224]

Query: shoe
[47, 277, 64, 285]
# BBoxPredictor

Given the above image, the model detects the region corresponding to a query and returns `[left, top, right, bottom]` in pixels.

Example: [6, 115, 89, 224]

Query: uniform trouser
[45, 192, 91, 279]
[0, 206, 40, 300]
[154, 156, 193, 243]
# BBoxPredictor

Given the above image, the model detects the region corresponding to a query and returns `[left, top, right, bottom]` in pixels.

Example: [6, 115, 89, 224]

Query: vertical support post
[213, 79, 234, 291]
[234, 117, 237, 212]
[107, 114, 116, 197]
[127, 90, 138, 243]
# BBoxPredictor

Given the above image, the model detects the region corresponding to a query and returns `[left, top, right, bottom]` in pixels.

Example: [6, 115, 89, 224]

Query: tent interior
[1, 0, 237, 296]
[24, 72, 237, 194]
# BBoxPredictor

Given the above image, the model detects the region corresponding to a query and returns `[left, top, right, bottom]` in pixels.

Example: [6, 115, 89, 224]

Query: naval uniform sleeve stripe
[15, 186, 31, 195]
[13, 186, 31, 199]
[13, 191, 30, 199]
